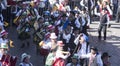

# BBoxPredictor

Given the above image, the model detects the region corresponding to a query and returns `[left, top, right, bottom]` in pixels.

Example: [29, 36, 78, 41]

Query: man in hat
[66, 53, 80, 66]
[0, 43, 17, 66]
[19, 53, 33, 66]
[101, 52, 111, 66]
[80, 47, 103, 66]
[80, 7, 90, 36]
[40, 32, 58, 50]
[0, 30, 14, 47]
[39, 32, 58, 64]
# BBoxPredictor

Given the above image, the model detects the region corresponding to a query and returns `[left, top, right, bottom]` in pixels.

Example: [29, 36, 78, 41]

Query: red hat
[47, 25, 55, 30]
[1, 30, 8, 37]
[57, 41, 64, 47]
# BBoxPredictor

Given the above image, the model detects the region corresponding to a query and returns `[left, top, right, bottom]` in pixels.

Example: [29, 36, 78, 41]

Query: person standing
[116, 0, 120, 23]
[98, 8, 109, 40]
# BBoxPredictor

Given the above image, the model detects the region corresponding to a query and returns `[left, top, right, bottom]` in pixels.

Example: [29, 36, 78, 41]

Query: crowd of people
[0, 0, 120, 66]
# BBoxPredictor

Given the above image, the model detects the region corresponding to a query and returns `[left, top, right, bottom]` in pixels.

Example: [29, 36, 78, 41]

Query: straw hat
[50, 33, 57, 39]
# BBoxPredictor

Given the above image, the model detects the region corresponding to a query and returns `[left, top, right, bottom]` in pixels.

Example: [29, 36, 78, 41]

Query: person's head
[64, 24, 71, 34]
[47, 25, 55, 32]
[1, 31, 8, 39]
[57, 41, 64, 51]
[81, 7, 87, 13]
[90, 47, 98, 54]
[79, 33, 86, 43]
[38, 17, 44, 24]
[69, 11, 75, 21]
[21, 53, 31, 63]
[0, 43, 9, 54]
[61, 13, 67, 20]
[101, 52, 111, 61]
[73, 27, 80, 35]
[71, 54, 78, 64]
[101, 8, 107, 15]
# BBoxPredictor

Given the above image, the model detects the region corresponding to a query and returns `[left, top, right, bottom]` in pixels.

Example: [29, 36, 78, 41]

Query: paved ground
[6, 20, 120, 66]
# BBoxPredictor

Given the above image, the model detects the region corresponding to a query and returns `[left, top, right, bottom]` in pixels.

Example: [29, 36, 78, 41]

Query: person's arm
[75, 18, 80, 28]
[106, 5, 113, 15]
[106, 14, 110, 25]
[34, 8, 40, 19]
[87, 15, 90, 26]
[97, 54, 103, 66]
[80, 0, 85, 7]
[90, 0, 94, 9]
[94, 6, 101, 16]
[56, 51, 70, 59]
[16, 10, 22, 17]
[80, 53, 91, 59]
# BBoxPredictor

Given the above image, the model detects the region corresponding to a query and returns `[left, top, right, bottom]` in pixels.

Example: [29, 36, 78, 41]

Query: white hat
[50, 33, 57, 39]
[0, 43, 8, 49]
[1, 30, 8, 37]
[21, 53, 30, 62]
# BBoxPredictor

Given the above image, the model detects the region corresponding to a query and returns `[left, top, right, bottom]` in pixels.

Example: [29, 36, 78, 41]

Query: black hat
[90, 47, 98, 52]
[102, 52, 111, 58]
[70, 11, 75, 16]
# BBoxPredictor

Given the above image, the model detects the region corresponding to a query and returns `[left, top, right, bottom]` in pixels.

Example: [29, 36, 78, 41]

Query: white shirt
[77, 42, 90, 59]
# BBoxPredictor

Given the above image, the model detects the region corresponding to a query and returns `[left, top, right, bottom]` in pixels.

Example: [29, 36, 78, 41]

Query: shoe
[104, 37, 106, 40]
[98, 36, 101, 40]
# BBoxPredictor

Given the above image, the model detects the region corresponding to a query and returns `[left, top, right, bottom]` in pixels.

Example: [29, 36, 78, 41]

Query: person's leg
[98, 24, 103, 40]
[113, 4, 118, 17]
[103, 25, 107, 40]
[116, 7, 120, 22]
